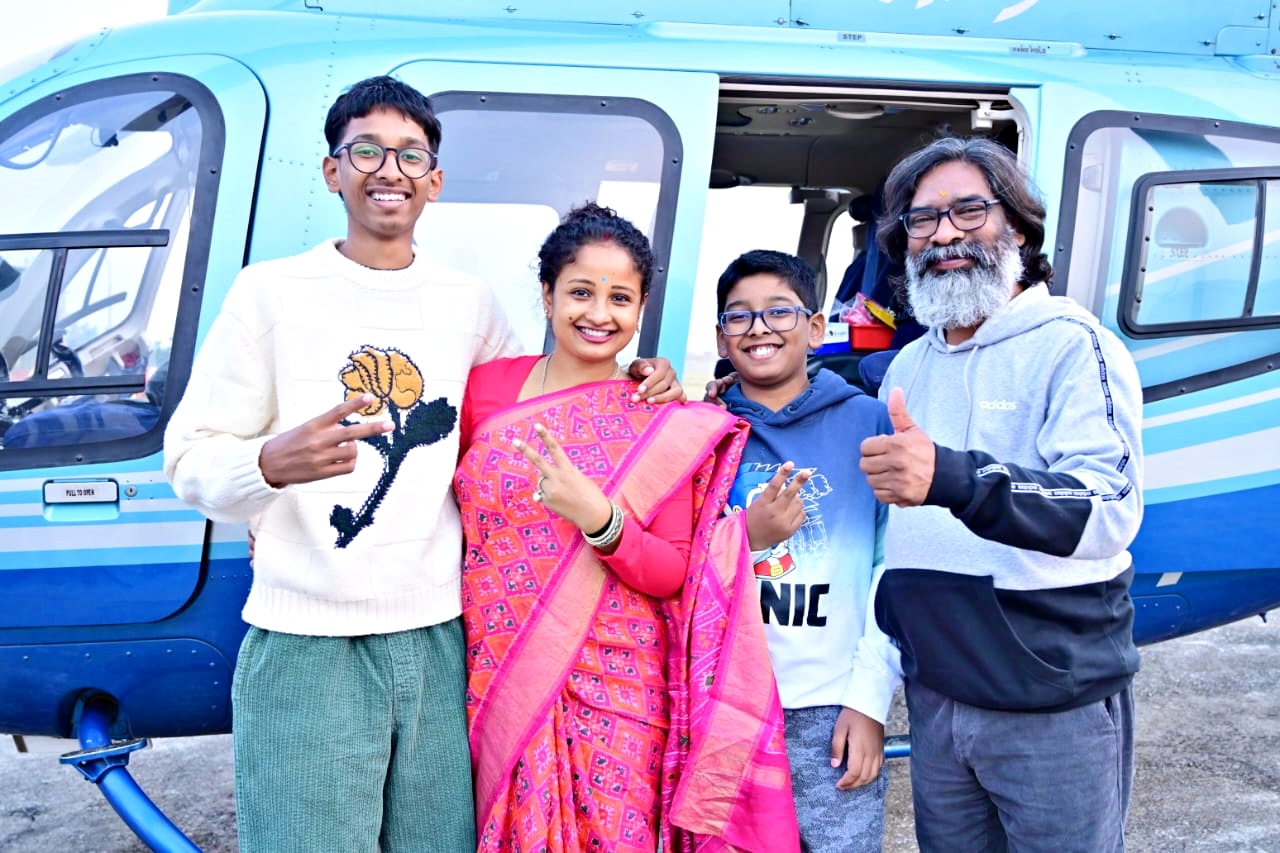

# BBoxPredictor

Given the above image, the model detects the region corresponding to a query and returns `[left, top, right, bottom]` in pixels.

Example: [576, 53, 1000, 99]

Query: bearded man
[858, 137, 1145, 853]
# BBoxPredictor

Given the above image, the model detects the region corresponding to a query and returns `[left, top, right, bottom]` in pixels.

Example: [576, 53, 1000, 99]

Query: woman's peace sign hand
[512, 423, 614, 535]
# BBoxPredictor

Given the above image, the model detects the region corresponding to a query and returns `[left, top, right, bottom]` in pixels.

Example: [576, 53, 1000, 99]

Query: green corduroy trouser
[231, 618, 476, 853]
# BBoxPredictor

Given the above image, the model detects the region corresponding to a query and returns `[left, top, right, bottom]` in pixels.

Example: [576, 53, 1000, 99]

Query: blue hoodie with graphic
[724, 368, 901, 723]
[875, 283, 1144, 712]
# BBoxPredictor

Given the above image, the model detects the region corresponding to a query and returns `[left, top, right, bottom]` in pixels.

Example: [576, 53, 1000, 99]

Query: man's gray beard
[905, 229, 1024, 331]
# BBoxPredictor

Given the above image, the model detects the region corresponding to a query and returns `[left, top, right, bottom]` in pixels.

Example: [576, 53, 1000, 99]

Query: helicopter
[1, 1, 1278, 847]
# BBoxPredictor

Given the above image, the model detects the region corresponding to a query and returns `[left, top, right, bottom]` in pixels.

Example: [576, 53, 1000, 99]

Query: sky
[6, 0, 168, 60]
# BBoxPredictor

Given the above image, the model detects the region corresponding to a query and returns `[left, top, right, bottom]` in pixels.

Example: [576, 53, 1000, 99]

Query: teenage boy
[715, 249, 902, 853]
[165, 76, 679, 853]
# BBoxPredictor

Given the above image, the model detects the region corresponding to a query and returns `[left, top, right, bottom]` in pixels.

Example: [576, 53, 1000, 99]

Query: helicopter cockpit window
[1060, 113, 1280, 394]
[1127, 175, 1280, 331]
[0, 80, 207, 465]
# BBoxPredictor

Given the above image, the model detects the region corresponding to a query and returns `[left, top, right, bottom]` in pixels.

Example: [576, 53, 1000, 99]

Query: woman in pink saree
[454, 204, 800, 853]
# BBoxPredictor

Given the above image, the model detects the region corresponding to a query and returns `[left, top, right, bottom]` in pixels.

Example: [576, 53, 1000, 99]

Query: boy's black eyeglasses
[332, 141, 438, 179]
[718, 306, 813, 336]
[900, 199, 1002, 239]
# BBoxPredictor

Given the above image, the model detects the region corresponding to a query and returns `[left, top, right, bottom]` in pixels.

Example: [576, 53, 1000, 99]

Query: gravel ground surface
[2, 615, 1277, 852]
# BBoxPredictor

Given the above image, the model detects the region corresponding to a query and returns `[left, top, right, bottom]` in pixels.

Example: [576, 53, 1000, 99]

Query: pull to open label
[44, 480, 119, 504]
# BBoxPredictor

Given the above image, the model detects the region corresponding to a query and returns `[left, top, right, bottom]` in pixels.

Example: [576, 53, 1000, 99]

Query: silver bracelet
[583, 501, 624, 549]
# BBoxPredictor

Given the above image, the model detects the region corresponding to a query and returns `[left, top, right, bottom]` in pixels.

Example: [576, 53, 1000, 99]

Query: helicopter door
[0, 58, 264, 737]
[1056, 111, 1280, 641]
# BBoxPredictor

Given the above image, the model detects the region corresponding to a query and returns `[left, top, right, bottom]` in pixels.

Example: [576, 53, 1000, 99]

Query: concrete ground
[2, 614, 1277, 852]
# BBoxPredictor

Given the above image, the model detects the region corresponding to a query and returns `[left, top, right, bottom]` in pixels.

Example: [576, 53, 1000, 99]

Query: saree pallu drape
[455, 380, 799, 853]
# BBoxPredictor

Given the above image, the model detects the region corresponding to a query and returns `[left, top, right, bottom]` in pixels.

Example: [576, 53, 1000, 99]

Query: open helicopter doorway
[685, 81, 1025, 392]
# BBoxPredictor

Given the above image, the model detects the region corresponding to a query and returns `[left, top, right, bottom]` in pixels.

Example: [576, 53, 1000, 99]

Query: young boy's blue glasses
[718, 306, 813, 336]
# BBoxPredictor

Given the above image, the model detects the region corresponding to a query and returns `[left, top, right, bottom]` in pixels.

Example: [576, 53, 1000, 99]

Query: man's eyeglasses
[718, 305, 813, 336]
[900, 199, 1002, 239]
[332, 141, 438, 179]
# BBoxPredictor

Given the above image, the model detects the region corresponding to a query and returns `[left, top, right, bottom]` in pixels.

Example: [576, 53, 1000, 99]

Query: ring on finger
[533, 475, 547, 502]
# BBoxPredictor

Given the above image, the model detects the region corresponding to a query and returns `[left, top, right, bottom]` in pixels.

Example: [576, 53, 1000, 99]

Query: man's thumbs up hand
[859, 387, 935, 507]
[887, 387, 917, 434]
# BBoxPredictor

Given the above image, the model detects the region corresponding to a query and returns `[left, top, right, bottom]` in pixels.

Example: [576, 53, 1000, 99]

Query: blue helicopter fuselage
[1, 0, 1278, 740]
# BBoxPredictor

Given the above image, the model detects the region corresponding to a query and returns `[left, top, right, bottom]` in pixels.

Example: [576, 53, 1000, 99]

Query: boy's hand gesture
[258, 395, 394, 487]
[745, 462, 811, 551]
[830, 707, 885, 790]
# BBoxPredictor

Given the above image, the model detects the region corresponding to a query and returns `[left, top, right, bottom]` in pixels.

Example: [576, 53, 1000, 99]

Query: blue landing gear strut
[60, 696, 202, 853]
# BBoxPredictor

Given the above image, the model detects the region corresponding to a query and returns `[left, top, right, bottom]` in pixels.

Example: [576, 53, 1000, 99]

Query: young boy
[715, 249, 903, 853]
[164, 76, 677, 853]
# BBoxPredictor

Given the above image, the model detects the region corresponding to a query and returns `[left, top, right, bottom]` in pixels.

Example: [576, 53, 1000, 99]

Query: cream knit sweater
[164, 240, 519, 636]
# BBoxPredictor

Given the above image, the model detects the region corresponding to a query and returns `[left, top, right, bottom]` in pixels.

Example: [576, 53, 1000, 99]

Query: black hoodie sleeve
[924, 445, 1094, 556]
[917, 324, 1144, 561]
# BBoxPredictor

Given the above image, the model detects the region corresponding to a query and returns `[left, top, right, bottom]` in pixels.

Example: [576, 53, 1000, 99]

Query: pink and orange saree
[455, 371, 799, 853]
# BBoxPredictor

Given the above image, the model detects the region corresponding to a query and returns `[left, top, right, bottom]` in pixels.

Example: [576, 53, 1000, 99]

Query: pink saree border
[665, 513, 799, 852]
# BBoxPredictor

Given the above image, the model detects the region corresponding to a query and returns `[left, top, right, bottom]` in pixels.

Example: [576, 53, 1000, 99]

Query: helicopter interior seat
[798, 192, 898, 393]
[0, 361, 167, 450]
[823, 185, 933, 396]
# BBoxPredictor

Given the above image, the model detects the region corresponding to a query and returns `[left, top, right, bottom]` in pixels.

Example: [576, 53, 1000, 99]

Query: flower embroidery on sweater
[330, 345, 456, 548]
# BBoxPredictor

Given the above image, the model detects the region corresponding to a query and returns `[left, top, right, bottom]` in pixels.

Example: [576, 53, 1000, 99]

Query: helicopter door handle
[42, 479, 120, 522]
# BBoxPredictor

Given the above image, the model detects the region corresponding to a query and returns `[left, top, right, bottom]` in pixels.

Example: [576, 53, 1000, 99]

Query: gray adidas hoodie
[874, 283, 1144, 712]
